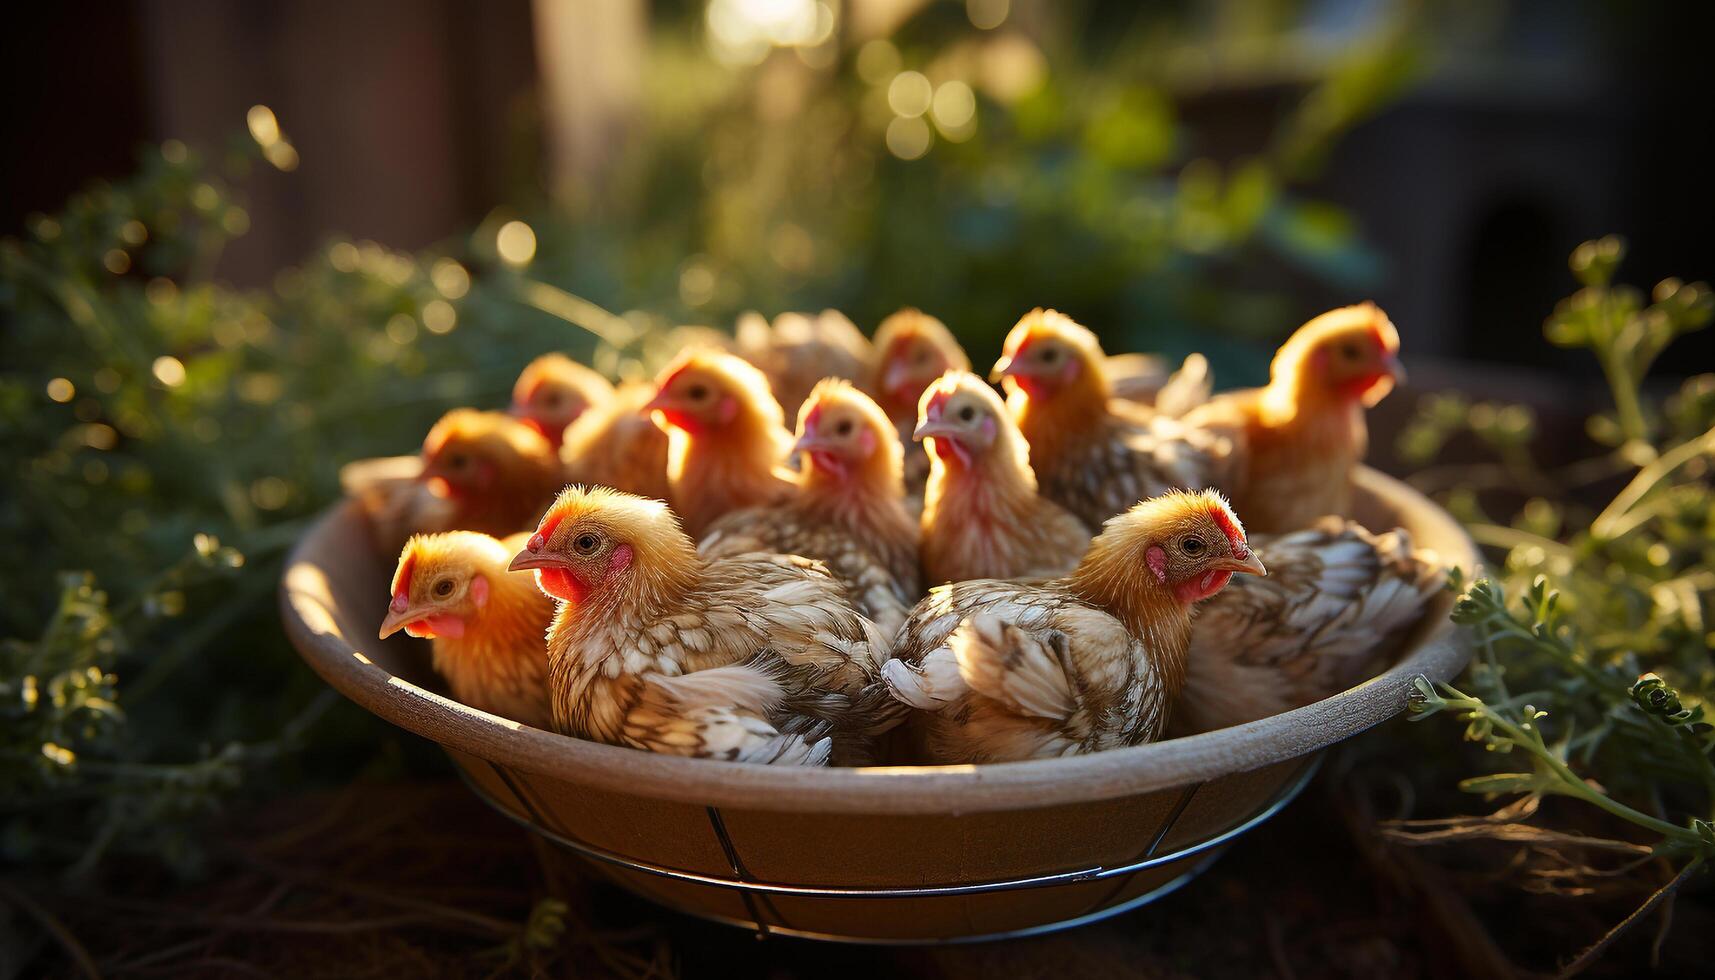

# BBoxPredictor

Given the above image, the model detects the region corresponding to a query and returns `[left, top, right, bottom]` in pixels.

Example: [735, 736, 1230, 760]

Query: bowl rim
[281, 464, 1477, 815]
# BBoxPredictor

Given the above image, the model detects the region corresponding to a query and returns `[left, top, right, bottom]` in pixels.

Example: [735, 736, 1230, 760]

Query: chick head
[508, 486, 692, 604]
[645, 349, 783, 437]
[873, 308, 968, 413]
[991, 308, 1108, 400]
[510, 353, 612, 445]
[913, 370, 1013, 469]
[380, 532, 511, 639]
[420, 409, 552, 501]
[1273, 302, 1405, 408]
[793, 378, 900, 485]
[1095, 489, 1268, 604]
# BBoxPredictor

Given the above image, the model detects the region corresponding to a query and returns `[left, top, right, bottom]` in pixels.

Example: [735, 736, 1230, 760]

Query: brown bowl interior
[281, 465, 1477, 941]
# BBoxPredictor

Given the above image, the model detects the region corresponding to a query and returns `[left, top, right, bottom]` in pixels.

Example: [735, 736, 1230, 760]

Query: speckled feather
[1033, 407, 1229, 530]
[1174, 517, 1444, 734]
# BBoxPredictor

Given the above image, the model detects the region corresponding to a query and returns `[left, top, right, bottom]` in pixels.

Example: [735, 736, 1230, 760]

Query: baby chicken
[379, 531, 554, 728]
[510, 353, 615, 450]
[884, 489, 1266, 763]
[417, 409, 565, 537]
[699, 379, 921, 635]
[509, 487, 901, 764]
[871, 308, 968, 498]
[736, 308, 875, 419]
[561, 381, 672, 502]
[1174, 518, 1444, 733]
[993, 309, 1228, 529]
[1181, 303, 1405, 532]
[914, 371, 1093, 583]
[646, 349, 796, 537]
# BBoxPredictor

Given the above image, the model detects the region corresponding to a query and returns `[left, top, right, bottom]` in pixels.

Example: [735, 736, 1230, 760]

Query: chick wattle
[511, 486, 903, 765]
[993, 309, 1230, 529]
[915, 370, 1093, 584]
[884, 489, 1266, 764]
[698, 378, 921, 635]
[380, 531, 554, 728]
[1183, 302, 1405, 533]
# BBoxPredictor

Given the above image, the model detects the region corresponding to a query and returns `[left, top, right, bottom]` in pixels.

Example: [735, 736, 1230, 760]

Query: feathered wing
[1042, 410, 1230, 528]
[1174, 518, 1445, 734]
[699, 510, 916, 635]
[624, 664, 832, 765]
[884, 584, 1166, 763]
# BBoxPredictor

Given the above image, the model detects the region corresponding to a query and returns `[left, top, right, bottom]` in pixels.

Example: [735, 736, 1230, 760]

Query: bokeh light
[967, 0, 1009, 30]
[151, 356, 186, 387]
[421, 299, 458, 334]
[46, 378, 75, 403]
[496, 220, 537, 266]
[430, 258, 471, 299]
[931, 81, 978, 141]
[885, 116, 932, 160]
[887, 71, 933, 118]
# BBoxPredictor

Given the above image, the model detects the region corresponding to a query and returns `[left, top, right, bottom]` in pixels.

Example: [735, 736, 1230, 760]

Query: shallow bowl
[280, 465, 1476, 943]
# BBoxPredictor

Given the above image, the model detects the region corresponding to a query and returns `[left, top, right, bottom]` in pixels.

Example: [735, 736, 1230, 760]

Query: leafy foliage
[1400, 238, 1714, 967]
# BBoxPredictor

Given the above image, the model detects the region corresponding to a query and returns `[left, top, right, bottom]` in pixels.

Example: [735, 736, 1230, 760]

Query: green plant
[1398, 237, 1714, 973]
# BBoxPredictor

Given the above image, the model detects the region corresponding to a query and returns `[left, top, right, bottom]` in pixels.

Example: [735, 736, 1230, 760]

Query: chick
[417, 409, 565, 537]
[870, 308, 968, 499]
[646, 349, 796, 538]
[379, 531, 554, 728]
[993, 309, 1227, 528]
[510, 353, 615, 450]
[1180, 303, 1405, 533]
[914, 371, 1093, 584]
[884, 489, 1266, 763]
[736, 308, 875, 420]
[1174, 518, 1444, 733]
[561, 382, 672, 502]
[509, 487, 902, 764]
[699, 379, 921, 635]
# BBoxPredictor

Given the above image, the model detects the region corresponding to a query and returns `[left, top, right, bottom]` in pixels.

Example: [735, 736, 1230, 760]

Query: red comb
[1209, 504, 1247, 556]
[392, 551, 417, 602]
[530, 510, 565, 552]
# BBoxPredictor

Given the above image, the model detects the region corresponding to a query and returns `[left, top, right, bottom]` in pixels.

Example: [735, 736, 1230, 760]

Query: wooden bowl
[280, 465, 1476, 943]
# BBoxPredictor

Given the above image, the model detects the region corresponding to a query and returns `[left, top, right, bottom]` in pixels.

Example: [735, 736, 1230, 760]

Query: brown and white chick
[510, 353, 615, 450]
[871, 308, 969, 496]
[699, 379, 921, 635]
[884, 489, 1266, 763]
[915, 371, 1093, 584]
[561, 381, 672, 502]
[736, 309, 875, 420]
[1174, 517, 1444, 733]
[993, 309, 1228, 529]
[416, 409, 565, 537]
[508, 487, 902, 765]
[646, 349, 796, 538]
[379, 531, 554, 728]
[1181, 303, 1405, 533]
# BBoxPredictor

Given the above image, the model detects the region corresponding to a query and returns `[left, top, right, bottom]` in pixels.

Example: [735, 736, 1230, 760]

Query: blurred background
[3, 3, 1713, 975]
[7, 0, 1713, 374]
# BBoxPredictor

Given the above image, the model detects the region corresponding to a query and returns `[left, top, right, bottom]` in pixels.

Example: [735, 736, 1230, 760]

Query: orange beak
[1220, 552, 1267, 577]
[1382, 352, 1407, 385]
[988, 354, 1019, 384]
[508, 548, 572, 572]
[912, 418, 961, 442]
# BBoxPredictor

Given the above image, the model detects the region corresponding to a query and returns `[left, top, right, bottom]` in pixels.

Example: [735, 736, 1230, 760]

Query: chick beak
[1221, 551, 1268, 577]
[912, 419, 960, 442]
[989, 355, 1018, 384]
[1382, 352, 1407, 386]
[508, 532, 571, 572]
[378, 597, 421, 639]
[793, 433, 833, 456]
[883, 360, 915, 398]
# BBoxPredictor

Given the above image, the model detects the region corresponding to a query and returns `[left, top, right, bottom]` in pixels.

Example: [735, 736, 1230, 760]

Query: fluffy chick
[1182, 303, 1405, 532]
[510, 353, 615, 450]
[884, 489, 1266, 763]
[699, 379, 921, 635]
[736, 309, 875, 420]
[993, 309, 1227, 528]
[380, 531, 553, 728]
[871, 308, 968, 497]
[915, 371, 1093, 584]
[417, 409, 564, 537]
[646, 349, 796, 537]
[509, 487, 902, 764]
[1174, 517, 1444, 733]
[561, 382, 672, 502]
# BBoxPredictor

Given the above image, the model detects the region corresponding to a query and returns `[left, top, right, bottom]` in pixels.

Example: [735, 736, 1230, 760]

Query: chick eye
[446, 453, 468, 470]
[433, 578, 455, 597]
[1040, 347, 1059, 362]
[912, 349, 929, 365]
[687, 384, 709, 400]
[1338, 342, 1362, 360]
[958, 406, 976, 422]
[1180, 536, 1206, 556]
[836, 420, 853, 436]
[573, 533, 601, 555]
[543, 392, 561, 408]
